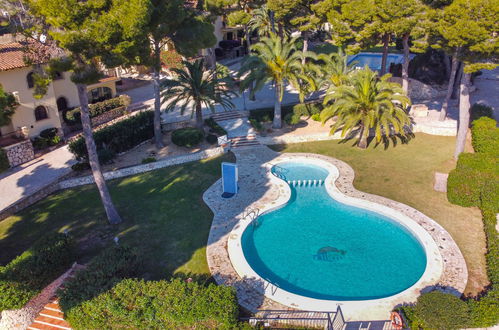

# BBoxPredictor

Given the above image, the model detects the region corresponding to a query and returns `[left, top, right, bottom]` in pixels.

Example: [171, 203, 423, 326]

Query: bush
[141, 157, 156, 164]
[292, 102, 323, 117]
[0, 233, 74, 311]
[64, 95, 130, 125]
[470, 103, 494, 124]
[447, 152, 497, 207]
[412, 291, 471, 329]
[59, 245, 139, 315]
[97, 148, 115, 164]
[49, 135, 61, 146]
[32, 136, 49, 150]
[311, 113, 321, 122]
[204, 117, 227, 135]
[68, 111, 154, 161]
[206, 134, 218, 145]
[249, 118, 263, 131]
[284, 113, 301, 125]
[171, 127, 204, 147]
[471, 117, 498, 155]
[71, 162, 90, 172]
[62, 278, 239, 329]
[39, 127, 58, 139]
[0, 148, 9, 172]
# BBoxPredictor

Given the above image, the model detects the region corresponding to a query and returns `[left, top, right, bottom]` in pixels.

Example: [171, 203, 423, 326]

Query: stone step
[211, 111, 246, 121]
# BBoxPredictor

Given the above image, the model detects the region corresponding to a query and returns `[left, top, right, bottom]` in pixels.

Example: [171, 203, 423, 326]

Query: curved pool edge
[203, 150, 468, 321]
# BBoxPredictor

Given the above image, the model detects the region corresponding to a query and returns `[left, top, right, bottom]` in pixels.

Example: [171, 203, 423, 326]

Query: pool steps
[286, 179, 323, 187]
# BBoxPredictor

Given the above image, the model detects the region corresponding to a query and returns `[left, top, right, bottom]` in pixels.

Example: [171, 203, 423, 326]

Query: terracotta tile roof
[0, 41, 64, 72]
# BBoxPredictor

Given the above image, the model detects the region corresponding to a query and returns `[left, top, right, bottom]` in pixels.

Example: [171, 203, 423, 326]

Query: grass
[271, 134, 488, 296]
[0, 153, 235, 280]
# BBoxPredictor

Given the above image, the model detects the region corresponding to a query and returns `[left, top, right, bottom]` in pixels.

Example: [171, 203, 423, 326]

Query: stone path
[0, 146, 75, 215]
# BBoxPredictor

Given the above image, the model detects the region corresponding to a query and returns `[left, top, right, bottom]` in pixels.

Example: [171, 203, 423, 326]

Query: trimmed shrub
[413, 291, 471, 329]
[470, 103, 494, 124]
[71, 162, 90, 172]
[171, 127, 204, 147]
[205, 117, 227, 135]
[447, 152, 497, 207]
[292, 102, 323, 117]
[39, 127, 58, 139]
[0, 148, 9, 172]
[0, 233, 74, 311]
[311, 113, 321, 122]
[64, 95, 130, 125]
[68, 111, 154, 161]
[284, 113, 301, 125]
[471, 117, 499, 155]
[32, 136, 49, 150]
[249, 118, 263, 131]
[59, 245, 139, 315]
[62, 278, 239, 329]
[141, 157, 156, 164]
[206, 134, 218, 145]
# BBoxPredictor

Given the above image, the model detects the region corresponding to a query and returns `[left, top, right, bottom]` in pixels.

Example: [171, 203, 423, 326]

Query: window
[34, 106, 48, 121]
[27, 72, 35, 89]
[87, 87, 113, 104]
[56, 97, 68, 111]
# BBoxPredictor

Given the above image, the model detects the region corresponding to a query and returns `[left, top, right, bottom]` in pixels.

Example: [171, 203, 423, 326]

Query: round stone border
[204, 151, 468, 321]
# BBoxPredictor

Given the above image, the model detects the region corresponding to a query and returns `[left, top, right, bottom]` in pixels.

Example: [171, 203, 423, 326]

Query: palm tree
[321, 67, 411, 149]
[248, 5, 273, 37]
[161, 59, 236, 130]
[239, 34, 314, 129]
[317, 49, 356, 89]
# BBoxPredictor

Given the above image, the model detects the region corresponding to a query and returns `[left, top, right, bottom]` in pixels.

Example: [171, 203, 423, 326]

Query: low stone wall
[59, 147, 224, 189]
[389, 77, 447, 100]
[4, 140, 35, 167]
[162, 119, 197, 132]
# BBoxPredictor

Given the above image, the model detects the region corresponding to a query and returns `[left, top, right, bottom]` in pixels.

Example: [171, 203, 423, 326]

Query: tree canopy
[0, 85, 18, 127]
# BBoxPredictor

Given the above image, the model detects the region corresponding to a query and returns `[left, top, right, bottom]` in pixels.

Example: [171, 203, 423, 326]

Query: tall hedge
[0, 233, 74, 311]
[0, 147, 9, 172]
[68, 110, 154, 161]
[62, 278, 239, 329]
[471, 117, 499, 155]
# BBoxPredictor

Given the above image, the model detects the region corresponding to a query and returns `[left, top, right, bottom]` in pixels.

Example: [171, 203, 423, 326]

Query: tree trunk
[249, 82, 256, 101]
[273, 83, 282, 129]
[302, 32, 309, 65]
[439, 55, 459, 121]
[152, 68, 164, 148]
[357, 125, 368, 149]
[76, 83, 122, 225]
[401, 34, 410, 95]
[442, 54, 451, 80]
[452, 62, 463, 99]
[245, 26, 251, 52]
[454, 72, 471, 160]
[380, 34, 390, 75]
[195, 102, 204, 132]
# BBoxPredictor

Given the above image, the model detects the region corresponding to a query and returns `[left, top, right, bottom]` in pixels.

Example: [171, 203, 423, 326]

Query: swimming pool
[241, 162, 427, 301]
[348, 52, 406, 71]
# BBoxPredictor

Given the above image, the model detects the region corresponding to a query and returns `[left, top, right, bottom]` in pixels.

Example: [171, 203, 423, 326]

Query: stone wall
[389, 77, 447, 100]
[4, 140, 35, 167]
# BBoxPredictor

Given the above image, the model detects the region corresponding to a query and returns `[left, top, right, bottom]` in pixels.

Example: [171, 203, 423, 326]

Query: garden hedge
[0, 233, 74, 311]
[404, 117, 499, 328]
[470, 103, 494, 124]
[412, 291, 471, 329]
[68, 110, 154, 161]
[249, 102, 323, 126]
[64, 95, 131, 125]
[171, 127, 204, 147]
[62, 278, 239, 329]
[205, 117, 227, 135]
[0, 148, 9, 172]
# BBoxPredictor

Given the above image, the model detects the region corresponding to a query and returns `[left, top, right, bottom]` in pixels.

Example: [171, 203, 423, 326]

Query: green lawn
[0, 153, 234, 280]
[271, 134, 488, 296]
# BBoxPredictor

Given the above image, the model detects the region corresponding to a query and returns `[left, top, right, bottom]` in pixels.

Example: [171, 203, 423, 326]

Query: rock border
[204, 149, 467, 321]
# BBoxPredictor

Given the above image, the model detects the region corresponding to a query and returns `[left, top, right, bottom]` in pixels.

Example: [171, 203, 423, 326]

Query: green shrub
[97, 148, 115, 164]
[71, 162, 90, 172]
[206, 134, 218, 145]
[68, 111, 154, 161]
[59, 245, 139, 315]
[0, 233, 74, 311]
[311, 113, 321, 122]
[64, 95, 130, 125]
[49, 135, 61, 146]
[284, 113, 301, 125]
[205, 117, 227, 135]
[412, 291, 471, 329]
[470, 103, 494, 124]
[447, 153, 497, 207]
[141, 157, 156, 164]
[39, 127, 58, 139]
[471, 117, 498, 155]
[0, 148, 9, 172]
[63, 278, 239, 329]
[292, 102, 323, 117]
[171, 127, 204, 147]
[32, 136, 49, 150]
[249, 118, 263, 131]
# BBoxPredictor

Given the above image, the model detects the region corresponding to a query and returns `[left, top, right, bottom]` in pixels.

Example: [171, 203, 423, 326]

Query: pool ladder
[243, 207, 261, 228]
[287, 179, 323, 187]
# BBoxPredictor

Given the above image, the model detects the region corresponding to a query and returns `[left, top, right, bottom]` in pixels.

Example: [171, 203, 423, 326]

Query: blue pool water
[241, 162, 427, 301]
[348, 53, 405, 71]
